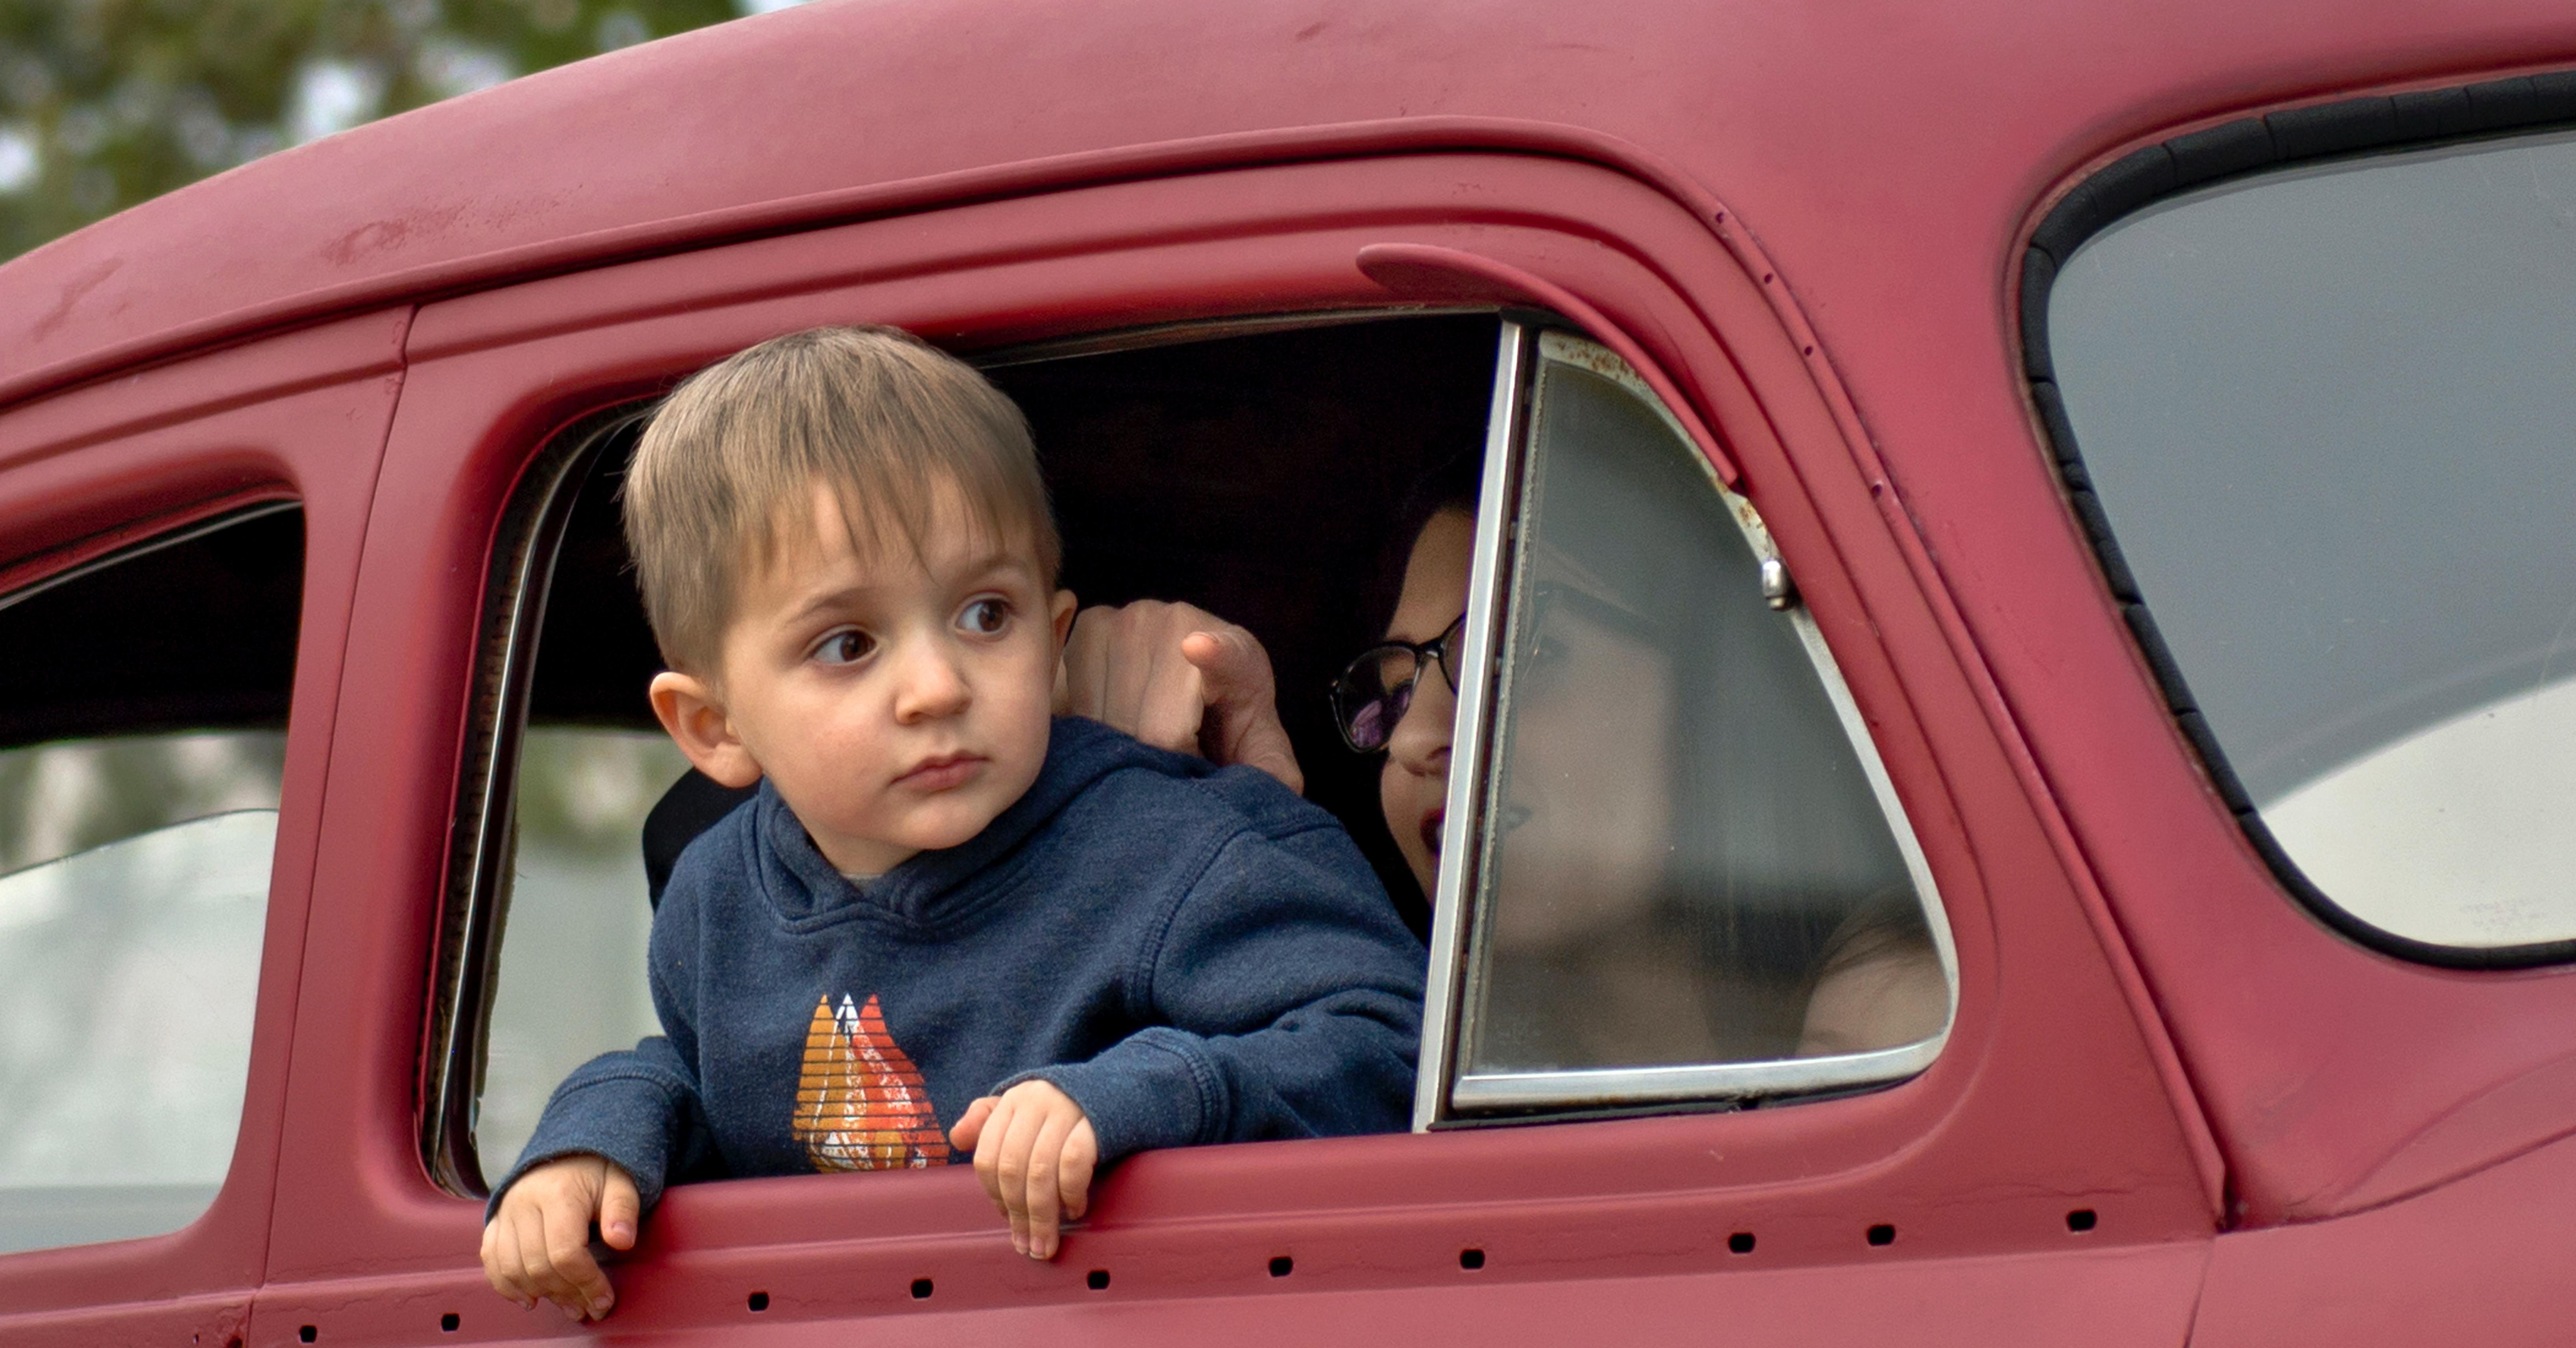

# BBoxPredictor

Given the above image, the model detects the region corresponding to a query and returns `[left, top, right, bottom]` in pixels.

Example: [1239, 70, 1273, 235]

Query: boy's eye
[960, 598, 1011, 635]
[814, 630, 877, 665]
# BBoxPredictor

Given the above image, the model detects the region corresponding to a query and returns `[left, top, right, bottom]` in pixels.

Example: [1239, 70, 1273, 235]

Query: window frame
[2016, 68, 2576, 971]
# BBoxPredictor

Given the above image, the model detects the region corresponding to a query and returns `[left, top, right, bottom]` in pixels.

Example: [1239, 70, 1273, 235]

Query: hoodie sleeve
[1022, 813, 1425, 1163]
[484, 880, 721, 1218]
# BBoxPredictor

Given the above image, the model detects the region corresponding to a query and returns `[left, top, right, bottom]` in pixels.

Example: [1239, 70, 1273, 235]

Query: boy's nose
[892, 639, 973, 721]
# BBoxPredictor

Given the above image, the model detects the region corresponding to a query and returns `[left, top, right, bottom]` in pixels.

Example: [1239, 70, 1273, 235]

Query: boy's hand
[948, 1080, 1098, 1260]
[480, 1154, 640, 1322]
[1058, 601, 1305, 795]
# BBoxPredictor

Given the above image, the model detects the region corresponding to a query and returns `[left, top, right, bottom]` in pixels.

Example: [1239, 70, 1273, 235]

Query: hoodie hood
[753, 716, 1211, 929]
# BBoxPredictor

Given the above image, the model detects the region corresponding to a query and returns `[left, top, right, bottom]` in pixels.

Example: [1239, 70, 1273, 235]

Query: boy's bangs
[791, 455, 1031, 582]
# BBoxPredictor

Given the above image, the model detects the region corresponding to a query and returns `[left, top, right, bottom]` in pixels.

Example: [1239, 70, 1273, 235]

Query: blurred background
[0, 0, 810, 261]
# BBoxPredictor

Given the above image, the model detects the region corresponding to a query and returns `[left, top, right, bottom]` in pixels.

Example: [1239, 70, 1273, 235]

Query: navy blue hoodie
[493, 717, 1425, 1211]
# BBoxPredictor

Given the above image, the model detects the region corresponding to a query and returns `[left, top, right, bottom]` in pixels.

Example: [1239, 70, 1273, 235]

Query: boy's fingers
[949, 1095, 997, 1153]
[599, 1170, 641, 1250]
[1059, 1119, 1098, 1223]
[1021, 1110, 1077, 1260]
[994, 1102, 1052, 1256]
[969, 1097, 1013, 1211]
[538, 1189, 610, 1317]
[509, 1203, 560, 1310]
[483, 1219, 530, 1306]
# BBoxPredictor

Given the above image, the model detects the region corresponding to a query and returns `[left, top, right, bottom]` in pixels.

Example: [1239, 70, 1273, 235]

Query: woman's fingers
[1182, 628, 1304, 793]
[1063, 602, 1258, 758]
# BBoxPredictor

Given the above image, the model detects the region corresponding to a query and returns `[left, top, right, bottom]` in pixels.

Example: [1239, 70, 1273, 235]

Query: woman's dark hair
[1370, 453, 1484, 633]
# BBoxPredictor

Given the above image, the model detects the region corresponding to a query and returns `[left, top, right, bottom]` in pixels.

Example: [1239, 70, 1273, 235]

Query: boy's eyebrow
[777, 548, 1040, 628]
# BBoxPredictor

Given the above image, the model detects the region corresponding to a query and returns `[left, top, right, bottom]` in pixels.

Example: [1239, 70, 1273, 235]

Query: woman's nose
[891, 638, 973, 722]
[1385, 673, 1455, 774]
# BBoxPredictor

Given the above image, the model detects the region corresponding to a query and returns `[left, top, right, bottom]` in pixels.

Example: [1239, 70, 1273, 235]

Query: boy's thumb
[949, 1096, 999, 1152]
[599, 1171, 642, 1249]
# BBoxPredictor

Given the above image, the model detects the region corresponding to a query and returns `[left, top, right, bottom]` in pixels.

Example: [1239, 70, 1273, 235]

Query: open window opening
[436, 315, 1499, 1190]
[428, 308, 1955, 1192]
[0, 502, 302, 1252]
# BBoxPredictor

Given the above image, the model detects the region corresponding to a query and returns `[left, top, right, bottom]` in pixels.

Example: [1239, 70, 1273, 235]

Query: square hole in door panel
[449, 315, 1499, 1191]
[0, 503, 301, 1252]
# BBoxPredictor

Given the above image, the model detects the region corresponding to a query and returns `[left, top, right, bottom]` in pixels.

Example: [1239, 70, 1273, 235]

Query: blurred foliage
[0, 731, 284, 874]
[0, 0, 760, 261]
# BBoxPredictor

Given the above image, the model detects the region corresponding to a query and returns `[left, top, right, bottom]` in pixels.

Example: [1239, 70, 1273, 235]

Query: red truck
[5, 0, 2574, 1342]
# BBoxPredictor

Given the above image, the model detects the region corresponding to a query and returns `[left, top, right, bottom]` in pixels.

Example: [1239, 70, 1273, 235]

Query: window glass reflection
[1459, 340, 1947, 1084]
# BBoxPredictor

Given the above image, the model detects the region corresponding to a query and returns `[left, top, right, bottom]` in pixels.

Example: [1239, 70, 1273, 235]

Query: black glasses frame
[1330, 611, 1468, 753]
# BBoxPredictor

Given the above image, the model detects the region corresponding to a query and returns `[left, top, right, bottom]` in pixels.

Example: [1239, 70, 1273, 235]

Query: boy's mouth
[1420, 807, 1444, 859]
[895, 752, 986, 792]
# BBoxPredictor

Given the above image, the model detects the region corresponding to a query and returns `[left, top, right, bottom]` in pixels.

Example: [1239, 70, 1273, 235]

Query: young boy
[480, 327, 1424, 1322]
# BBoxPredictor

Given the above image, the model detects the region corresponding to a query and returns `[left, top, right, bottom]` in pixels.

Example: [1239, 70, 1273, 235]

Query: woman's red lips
[897, 753, 985, 791]
[1421, 808, 1445, 857]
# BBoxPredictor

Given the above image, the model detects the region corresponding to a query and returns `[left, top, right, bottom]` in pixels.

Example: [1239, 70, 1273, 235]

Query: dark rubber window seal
[2017, 69, 2576, 971]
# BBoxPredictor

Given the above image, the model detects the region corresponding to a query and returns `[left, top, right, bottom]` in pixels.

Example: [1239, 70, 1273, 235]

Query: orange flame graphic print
[792, 993, 951, 1171]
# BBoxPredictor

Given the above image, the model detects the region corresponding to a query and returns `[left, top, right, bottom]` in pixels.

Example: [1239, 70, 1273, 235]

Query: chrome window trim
[1432, 330, 1955, 1122]
[1411, 320, 1535, 1132]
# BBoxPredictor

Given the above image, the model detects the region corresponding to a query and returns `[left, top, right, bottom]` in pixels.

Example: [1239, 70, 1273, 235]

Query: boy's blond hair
[622, 325, 1060, 675]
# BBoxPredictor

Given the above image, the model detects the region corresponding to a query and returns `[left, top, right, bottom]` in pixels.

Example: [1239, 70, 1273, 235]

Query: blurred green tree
[0, 0, 771, 261]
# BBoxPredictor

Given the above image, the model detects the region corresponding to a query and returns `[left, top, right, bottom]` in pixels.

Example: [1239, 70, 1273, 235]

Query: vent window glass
[1435, 331, 1953, 1116]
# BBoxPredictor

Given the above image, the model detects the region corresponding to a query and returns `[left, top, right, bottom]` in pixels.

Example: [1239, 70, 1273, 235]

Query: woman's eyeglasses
[1331, 612, 1466, 752]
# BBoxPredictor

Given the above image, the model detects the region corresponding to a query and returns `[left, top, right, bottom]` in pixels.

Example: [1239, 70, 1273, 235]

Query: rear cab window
[0, 504, 301, 1253]
[2043, 124, 2576, 961]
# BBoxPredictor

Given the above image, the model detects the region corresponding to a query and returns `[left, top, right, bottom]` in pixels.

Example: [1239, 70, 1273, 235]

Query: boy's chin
[891, 799, 1012, 854]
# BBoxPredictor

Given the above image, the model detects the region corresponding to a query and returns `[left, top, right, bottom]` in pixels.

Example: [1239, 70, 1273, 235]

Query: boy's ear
[649, 670, 764, 788]
[1049, 589, 1078, 649]
[1049, 590, 1079, 717]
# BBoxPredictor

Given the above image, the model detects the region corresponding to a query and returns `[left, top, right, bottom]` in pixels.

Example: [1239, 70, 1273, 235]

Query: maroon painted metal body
[3, 0, 2572, 1342]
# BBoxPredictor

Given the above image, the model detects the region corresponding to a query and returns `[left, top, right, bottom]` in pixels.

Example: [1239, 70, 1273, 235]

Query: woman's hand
[949, 1080, 1099, 1260]
[1057, 600, 1305, 795]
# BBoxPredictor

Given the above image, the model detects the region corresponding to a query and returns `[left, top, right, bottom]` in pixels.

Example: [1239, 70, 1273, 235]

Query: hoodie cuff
[1002, 1027, 1219, 1165]
[483, 1069, 688, 1221]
